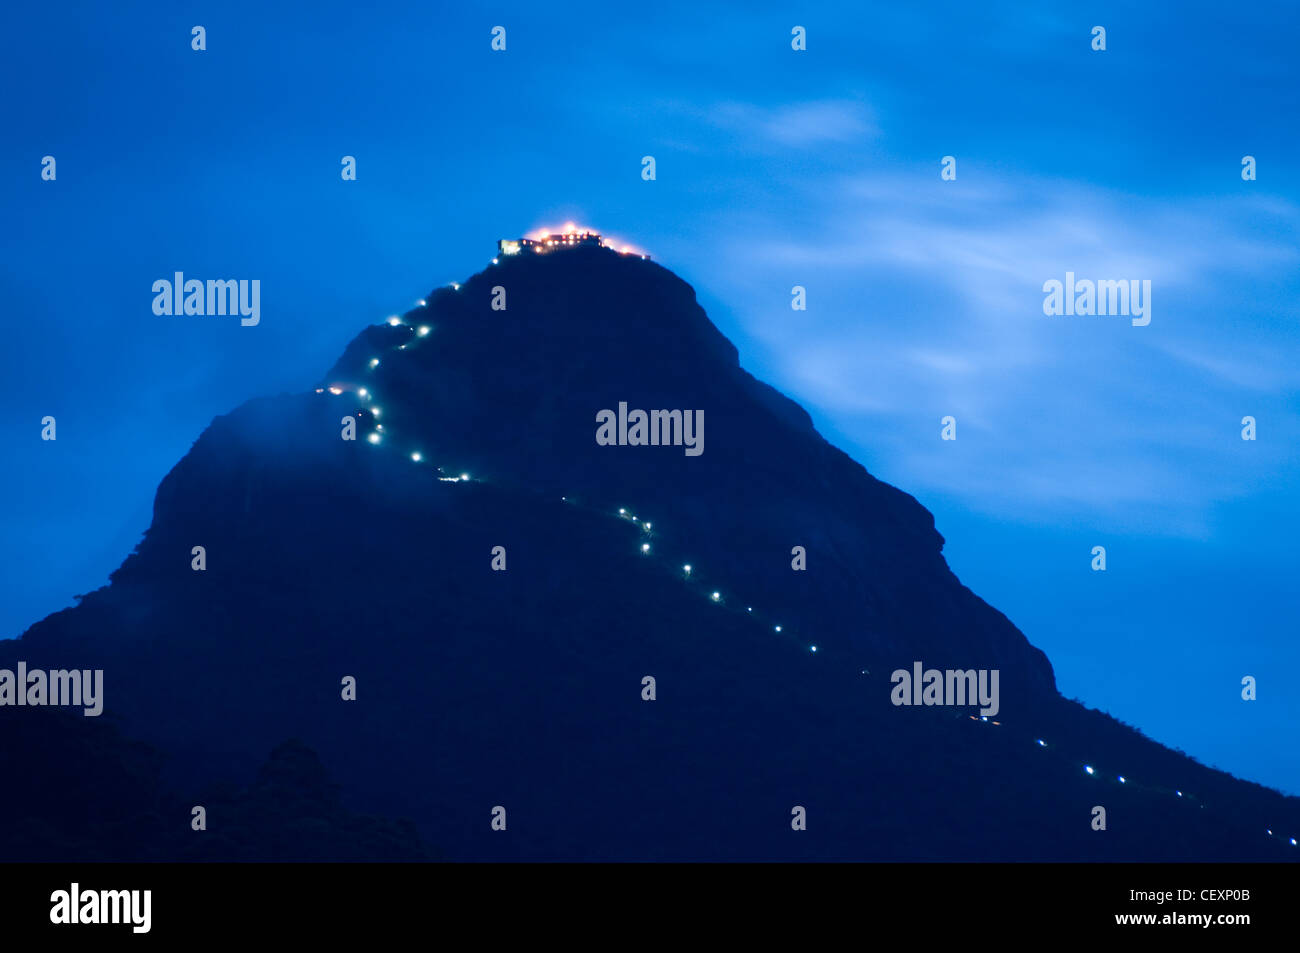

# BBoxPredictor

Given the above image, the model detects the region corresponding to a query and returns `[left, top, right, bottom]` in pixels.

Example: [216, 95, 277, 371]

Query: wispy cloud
[687, 167, 1300, 526]
[667, 98, 879, 149]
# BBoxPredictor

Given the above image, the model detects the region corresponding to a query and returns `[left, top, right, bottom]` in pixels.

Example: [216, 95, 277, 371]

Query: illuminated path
[313, 275, 1296, 855]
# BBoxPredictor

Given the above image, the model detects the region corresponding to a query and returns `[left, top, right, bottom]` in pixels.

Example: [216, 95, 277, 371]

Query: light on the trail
[367, 433, 380, 444]
[418, 299, 427, 307]
[1036, 739, 1046, 746]
[369, 358, 380, 368]
[710, 591, 720, 602]
[358, 388, 368, 398]
[810, 645, 817, 653]
[1118, 776, 1126, 784]
[417, 326, 430, 336]
[683, 564, 691, 574]
[411, 453, 422, 462]
[619, 508, 626, 515]
[641, 543, 650, 553]
[387, 316, 401, 326]
[371, 408, 381, 418]
[460, 473, 469, 481]
[1084, 765, 1095, 776]
[1176, 791, 1183, 797]
[328, 386, 343, 395]
[774, 625, 782, 633]
[643, 522, 652, 530]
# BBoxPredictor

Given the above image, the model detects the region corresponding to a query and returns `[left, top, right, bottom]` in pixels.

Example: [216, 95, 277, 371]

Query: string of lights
[314, 284, 1296, 854]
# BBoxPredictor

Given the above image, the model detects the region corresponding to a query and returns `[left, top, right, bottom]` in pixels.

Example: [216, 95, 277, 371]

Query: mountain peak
[312, 246, 1048, 706]
[8, 237, 1298, 862]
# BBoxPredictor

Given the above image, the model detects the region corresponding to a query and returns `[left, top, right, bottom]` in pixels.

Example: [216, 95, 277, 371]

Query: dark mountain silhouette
[3, 242, 1297, 861]
[0, 708, 428, 861]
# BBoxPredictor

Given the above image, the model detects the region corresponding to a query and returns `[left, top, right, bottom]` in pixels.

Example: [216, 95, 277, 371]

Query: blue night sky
[2, 2, 1298, 793]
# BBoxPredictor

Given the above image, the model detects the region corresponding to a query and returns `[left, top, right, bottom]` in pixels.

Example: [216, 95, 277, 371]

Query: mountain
[3, 240, 1297, 861]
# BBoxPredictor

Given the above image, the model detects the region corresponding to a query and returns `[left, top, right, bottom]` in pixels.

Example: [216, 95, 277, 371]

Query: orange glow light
[521, 225, 648, 258]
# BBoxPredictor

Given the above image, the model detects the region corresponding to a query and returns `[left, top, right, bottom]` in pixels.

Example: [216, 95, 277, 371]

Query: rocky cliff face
[4, 244, 1296, 861]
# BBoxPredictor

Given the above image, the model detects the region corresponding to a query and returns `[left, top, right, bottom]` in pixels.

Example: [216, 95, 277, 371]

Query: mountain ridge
[3, 243, 1296, 861]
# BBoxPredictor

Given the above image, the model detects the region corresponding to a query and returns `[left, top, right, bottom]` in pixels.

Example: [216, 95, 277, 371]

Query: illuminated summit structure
[497, 225, 650, 260]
